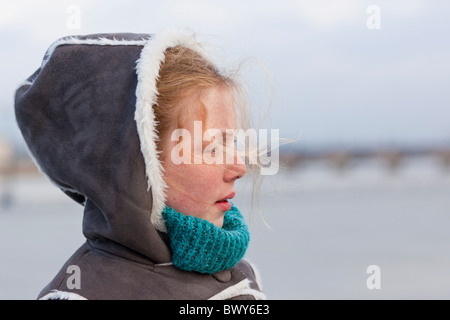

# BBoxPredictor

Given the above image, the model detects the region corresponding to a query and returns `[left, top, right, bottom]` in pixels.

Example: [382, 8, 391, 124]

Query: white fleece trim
[248, 261, 264, 292]
[39, 290, 87, 300]
[135, 29, 211, 232]
[153, 262, 174, 267]
[17, 36, 150, 89]
[239, 288, 267, 300]
[15, 80, 33, 91]
[208, 279, 266, 300]
[42, 36, 149, 69]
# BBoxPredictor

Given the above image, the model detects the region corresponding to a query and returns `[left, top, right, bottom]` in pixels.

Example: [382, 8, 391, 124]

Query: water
[1, 157, 450, 299]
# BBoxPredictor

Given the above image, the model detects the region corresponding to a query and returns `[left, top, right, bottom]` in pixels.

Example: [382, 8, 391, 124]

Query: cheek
[163, 162, 223, 207]
[182, 165, 222, 196]
[193, 166, 223, 192]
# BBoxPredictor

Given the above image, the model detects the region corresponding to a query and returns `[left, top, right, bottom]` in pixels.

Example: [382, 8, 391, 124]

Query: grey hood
[14, 31, 208, 263]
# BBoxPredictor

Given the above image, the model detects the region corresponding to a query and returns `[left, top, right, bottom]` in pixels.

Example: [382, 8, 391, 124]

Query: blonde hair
[154, 44, 268, 223]
[154, 46, 238, 148]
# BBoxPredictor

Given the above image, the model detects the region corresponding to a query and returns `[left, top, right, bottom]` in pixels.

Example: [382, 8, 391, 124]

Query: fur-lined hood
[15, 30, 205, 261]
[14, 31, 264, 300]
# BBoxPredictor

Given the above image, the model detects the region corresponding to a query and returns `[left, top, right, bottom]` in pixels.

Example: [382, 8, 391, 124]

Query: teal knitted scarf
[161, 203, 250, 274]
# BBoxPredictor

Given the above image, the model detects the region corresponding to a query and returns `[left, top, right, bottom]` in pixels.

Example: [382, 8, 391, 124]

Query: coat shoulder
[235, 259, 264, 292]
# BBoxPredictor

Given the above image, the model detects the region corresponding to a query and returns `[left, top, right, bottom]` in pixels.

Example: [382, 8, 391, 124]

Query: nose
[223, 155, 247, 183]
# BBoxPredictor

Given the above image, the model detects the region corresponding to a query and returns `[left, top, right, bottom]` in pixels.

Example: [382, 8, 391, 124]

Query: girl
[14, 30, 265, 300]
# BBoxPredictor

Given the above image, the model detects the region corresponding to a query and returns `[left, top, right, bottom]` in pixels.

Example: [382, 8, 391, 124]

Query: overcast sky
[1, 0, 449, 149]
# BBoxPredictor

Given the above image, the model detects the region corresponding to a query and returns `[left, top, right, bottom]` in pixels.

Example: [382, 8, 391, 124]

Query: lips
[216, 192, 235, 203]
[215, 192, 235, 211]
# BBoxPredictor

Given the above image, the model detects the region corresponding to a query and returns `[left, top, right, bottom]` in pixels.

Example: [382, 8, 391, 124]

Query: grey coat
[14, 32, 264, 300]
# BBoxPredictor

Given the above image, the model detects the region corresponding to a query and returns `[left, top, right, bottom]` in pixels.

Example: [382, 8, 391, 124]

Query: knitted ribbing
[161, 203, 250, 274]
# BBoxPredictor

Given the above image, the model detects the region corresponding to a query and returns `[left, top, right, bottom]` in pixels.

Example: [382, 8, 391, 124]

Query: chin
[212, 219, 224, 228]
[209, 212, 225, 228]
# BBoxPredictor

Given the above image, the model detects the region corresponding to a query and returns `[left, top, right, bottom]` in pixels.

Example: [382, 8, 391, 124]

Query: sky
[1, 0, 450, 150]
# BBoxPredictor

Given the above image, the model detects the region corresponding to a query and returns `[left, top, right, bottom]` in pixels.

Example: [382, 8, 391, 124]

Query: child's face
[161, 86, 247, 227]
